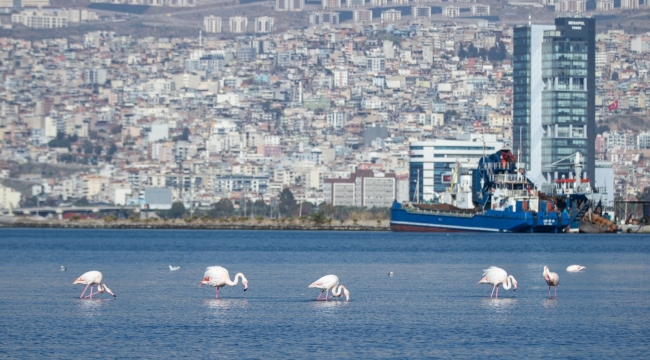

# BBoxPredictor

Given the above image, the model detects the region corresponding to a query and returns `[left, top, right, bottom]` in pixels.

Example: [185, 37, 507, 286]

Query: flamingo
[73, 271, 116, 299]
[169, 265, 180, 271]
[308, 274, 350, 301]
[543, 266, 560, 298]
[566, 265, 585, 272]
[477, 266, 517, 298]
[200, 266, 248, 299]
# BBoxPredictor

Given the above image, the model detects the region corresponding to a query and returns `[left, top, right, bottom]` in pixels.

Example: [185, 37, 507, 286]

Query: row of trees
[458, 42, 508, 62]
[154, 189, 390, 221]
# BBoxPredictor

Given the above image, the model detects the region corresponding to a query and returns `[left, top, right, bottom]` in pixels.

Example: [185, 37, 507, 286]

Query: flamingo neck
[331, 284, 349, 300]
[226, 273, 244, 286]
[503, 276, 513, 290]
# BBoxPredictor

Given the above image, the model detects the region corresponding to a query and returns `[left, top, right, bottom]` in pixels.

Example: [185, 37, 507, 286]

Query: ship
[390, 149, 591, 233]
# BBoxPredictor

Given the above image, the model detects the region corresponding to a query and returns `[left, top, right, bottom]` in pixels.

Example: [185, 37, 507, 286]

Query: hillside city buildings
[1, 12, 650, 213]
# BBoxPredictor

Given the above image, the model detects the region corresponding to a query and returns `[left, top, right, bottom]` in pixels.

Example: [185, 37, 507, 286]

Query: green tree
[169, 202, 186, 219]
[637, 187, 650, 201]
[278, 188, 297, 218]
[211, 198, 234, 218]
[83, 140, 94, 155]
[94, 145, 103, 156]
[74, 197, 90, 206]
[108, 143, 117, 156]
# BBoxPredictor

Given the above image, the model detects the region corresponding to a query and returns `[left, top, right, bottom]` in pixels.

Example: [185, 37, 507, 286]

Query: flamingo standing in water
[73, 271, 116, 299]
[200, 266, 248, 299]
[478, 266, 517, 298]
[543, 266, 560, 298]
[308, 274, 350, 301]
[566, 265, 585, 272]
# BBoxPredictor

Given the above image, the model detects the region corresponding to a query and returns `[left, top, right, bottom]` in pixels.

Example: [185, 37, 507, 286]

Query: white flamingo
[543, 266, 560, 298]
[478, 266, 517, 298]
[73, 271, 116, 299]
[200, 266, 248, 299]
[566, 265, 585, 272]
[308, 274, 350, 301]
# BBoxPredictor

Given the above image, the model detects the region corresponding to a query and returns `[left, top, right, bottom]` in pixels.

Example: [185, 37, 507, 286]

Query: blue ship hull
[390, 202, 572, 233]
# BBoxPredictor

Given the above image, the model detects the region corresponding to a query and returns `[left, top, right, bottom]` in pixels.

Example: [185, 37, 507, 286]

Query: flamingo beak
[244, 284, 248, 291]
[200, 277, 209, 287]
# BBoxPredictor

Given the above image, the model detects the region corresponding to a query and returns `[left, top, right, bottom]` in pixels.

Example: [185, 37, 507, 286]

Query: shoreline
[0, 219, 391, 231]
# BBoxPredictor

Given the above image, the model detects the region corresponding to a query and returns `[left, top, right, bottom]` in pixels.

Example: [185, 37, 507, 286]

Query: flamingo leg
[548, 286, 551, 298]
[79, 283, 90, 298]
[325, 289, 330, 301]
[490, 285, 496, 298]
[554, 286, 557, 298]
[215, 287, 219, 299]
[316, 290, 324, 301]
[495, 285, 499, 299]
[89, 285, 93, 299]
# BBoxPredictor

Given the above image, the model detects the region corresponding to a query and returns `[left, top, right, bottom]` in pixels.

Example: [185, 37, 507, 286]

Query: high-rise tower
[513, 17, 595, 186]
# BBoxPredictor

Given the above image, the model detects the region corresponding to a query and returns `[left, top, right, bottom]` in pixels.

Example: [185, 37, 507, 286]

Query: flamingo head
[342, 286, 350, 301]
[512, 278, 518, 291]
[242, 279, 248, 291]
[200, 277, 209, 287]
[101, 284, 116, 297]
[543, 266, 550, 281]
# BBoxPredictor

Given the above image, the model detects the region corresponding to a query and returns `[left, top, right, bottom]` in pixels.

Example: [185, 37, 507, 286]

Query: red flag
[608, 100, 618, 111]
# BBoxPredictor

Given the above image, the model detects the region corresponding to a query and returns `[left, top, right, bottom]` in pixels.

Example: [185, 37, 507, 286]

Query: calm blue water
[1, 229, 650, 358]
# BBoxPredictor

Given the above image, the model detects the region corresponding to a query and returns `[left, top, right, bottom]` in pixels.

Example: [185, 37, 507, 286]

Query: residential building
[204, 16, 222, 33]
[275, 0, 304, 11]
[381, 9, 401, 22]
[322, 0, 341, 9]
[255, 16, 274, 33]
[353, 9, 372, 23]
[229, 16, 248, 33]
[471, 5, 489, 16]
[323, 169, 396, 207]
[309, 11, 340, 25]
[411, 6, 431, 20]
[444, 6, 460, 18]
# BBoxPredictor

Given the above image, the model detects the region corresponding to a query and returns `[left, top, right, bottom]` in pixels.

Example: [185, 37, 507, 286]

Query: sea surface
[1, 229, 649, 359]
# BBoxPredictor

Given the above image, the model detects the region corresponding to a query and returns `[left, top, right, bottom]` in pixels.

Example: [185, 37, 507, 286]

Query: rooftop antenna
[199, 30, 202, 47]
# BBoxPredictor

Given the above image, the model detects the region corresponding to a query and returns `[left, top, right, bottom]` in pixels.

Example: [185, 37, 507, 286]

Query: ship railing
[405, 207, 476, 218]
[495, 189, 530, 197]
[493, 174, 527, 183]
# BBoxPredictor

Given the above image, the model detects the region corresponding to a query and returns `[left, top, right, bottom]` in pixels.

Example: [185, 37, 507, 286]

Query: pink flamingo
[73, 271, 116, 299]
[200, 266, 248, 299]
[308, 274, 350, 301]
[543, 266, 560, 298]
[478, 266, 517, 298]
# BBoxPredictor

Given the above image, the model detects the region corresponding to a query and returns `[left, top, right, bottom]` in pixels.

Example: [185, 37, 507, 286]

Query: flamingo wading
[200, 266, 248, 299]
[73, 271, 116, 299]
[308, 274, 350, 301]
[543, 266, 560, 298]
[478, 266, 517, 298]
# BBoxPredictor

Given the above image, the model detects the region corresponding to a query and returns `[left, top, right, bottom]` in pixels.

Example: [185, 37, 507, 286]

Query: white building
[411, 6, 431, 20]
[370, 0, 387, 5]
[309, 11, 340, 25]
[597, 0, 614, 10]
[367, 55, 386, 72]
[333, 68, 348, 87]
[444, 6, 460, 18]
[0, 184, 21, 210]
[12, 8, 68, 28]
[347, 0, 365, 7]
[471, 5, 489, 16]
[229, 16, 248, 33]
[554, 0, 586, 12]
[621, 0, 640, 8]
[254, 16, 274, 33]
[322, 0, 342, 9]
[381, 9, 401, 22]
[353, 9, 372, 23]
[275, 0, 304, 11]
[204, 16, 222, 33]
[408, 134, 504, 202]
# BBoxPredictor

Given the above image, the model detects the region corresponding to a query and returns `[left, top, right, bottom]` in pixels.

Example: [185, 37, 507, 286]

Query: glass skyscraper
[513, 18, 595, 186]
